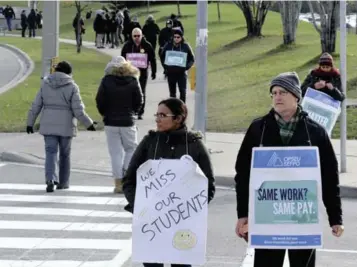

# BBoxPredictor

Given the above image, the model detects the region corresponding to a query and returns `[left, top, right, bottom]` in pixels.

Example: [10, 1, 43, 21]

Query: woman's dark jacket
[95, 68, 143, 127]
[234, 109, 342, 227]
[301, 68, 345, 102]
[123, 128, 216, 213]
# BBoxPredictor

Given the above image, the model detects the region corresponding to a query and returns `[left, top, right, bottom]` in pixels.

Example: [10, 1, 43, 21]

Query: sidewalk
[1, 35, 357, 196]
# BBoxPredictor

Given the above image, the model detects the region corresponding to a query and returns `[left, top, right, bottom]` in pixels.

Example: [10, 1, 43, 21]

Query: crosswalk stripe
[0, 183, 115, 193]
[0, 206, 132, 218]
[0, 220, 132, 232]
[0, 260, 118, 267]
[0, 194, 127, 205]
[0, 237, 132, 250]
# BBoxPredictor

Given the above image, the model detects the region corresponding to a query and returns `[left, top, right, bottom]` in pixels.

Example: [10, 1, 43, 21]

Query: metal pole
[340, 0, 347, 173]
[194, 0, 208, 140]
[41, 0, 59, 79]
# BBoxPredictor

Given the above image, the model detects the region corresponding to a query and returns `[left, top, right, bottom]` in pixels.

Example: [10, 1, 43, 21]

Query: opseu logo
[267, 152, 301, 167]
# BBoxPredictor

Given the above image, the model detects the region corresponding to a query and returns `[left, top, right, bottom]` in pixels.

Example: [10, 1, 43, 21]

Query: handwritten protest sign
[301, 88, 341, 136]
[164, 51, 188, 68]
[132, 155, 208, 265]
[126, 53, 148, 68]
[248, 147, 324, 249]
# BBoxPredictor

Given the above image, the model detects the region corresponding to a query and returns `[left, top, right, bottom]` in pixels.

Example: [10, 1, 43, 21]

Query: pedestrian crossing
[0, 179, 132, 266]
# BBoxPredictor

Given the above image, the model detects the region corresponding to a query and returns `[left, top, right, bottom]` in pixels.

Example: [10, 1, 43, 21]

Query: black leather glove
[26, 126, 34, 134]
[151, 73, 156, 80]
[87, 124, 96, 131]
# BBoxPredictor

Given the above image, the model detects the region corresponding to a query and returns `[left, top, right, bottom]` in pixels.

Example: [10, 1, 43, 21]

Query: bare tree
[74, 1, 88, 53]
[308, 0, 339, 53]
[177, 1, 181, 17]
[279, 1, 302, 45]
[233, 1, 272, 37]
[217, 1, 221, 22]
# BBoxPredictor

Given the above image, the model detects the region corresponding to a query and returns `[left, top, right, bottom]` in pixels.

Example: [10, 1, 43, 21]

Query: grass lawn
[2, 2, 357, 138]
[0, 37, 111, 132]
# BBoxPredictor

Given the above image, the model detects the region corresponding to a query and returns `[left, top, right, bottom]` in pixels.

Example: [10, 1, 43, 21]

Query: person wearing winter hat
[96, 56, 143, 193]
[27, 60, 96, 193]
[301, 52, 345, 101]
[234, 72, 344, 267]
[121, 27, 156, 120]
[158, 19, 174, 57]
[160, 28, 195, 103]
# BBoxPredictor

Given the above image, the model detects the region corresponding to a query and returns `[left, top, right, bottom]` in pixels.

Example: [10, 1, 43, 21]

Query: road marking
[241, 248, 289, 267]
[0, 237, 131, 250]
[0, 183, 115, 193]
[5, 161, 112, 176]
[317, 248, 357, 254]
[0, 194, 127, 205]
[0, 260, 124, 267]
[0, 206, 132, 218]
[107, 239, 132, 267]
[0, 220, 132, 232]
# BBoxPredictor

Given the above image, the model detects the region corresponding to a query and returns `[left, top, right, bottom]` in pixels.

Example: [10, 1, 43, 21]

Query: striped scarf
[275, 106, 302, 145]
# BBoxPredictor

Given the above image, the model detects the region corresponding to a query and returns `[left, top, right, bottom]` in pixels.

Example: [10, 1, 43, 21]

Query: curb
[0, 44, 35, 95]
[1, 151, 356, 198]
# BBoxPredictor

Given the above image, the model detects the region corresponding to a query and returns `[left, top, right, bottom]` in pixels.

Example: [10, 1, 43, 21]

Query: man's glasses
[154, 113, 175, 119]
[133, 35, 141, 38]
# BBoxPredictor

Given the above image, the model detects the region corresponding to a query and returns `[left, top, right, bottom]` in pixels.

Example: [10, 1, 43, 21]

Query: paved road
[0, 46, 21, 90]
[0, 163, 356, 267]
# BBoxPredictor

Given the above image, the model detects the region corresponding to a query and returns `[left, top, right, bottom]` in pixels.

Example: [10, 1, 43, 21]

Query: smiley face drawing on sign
[172, 229, 197, 250]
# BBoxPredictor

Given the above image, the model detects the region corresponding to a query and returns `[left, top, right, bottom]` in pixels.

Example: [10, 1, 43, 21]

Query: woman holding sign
[301, 52, 345, 102]
[234, 72, 344, 267]
[160, 28, 195, 103]
[122, 98, 215, 267]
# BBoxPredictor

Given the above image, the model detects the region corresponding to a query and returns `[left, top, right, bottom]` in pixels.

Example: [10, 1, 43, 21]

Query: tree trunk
[279, 1, 302, 45]
[217, 1, 221, 22]
[308, 0, 339, 53]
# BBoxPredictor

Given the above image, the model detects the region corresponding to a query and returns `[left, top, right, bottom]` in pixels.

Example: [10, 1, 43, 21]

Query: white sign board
[132, 155, 208, 265]
[248, 147, 324, 249]
[301, 88, 341, 136]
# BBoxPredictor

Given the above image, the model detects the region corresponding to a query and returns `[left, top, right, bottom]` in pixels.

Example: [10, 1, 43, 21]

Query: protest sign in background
[248, 147, 324, 249]
[301, 88, 341, 136]
[132, 155, 208, 265]
[126, 53, 148, 69]
[164, 51, 188, 68]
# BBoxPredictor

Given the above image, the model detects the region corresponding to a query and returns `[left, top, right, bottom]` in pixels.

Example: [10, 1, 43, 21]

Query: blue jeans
[6, 18, 12, 31]
[44, 135, 72, 185]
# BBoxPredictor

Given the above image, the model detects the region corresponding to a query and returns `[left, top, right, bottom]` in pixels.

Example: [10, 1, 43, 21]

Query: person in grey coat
[26, 61, 96, 193]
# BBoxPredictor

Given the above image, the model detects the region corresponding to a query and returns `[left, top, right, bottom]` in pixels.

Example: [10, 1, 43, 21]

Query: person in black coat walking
[158, 19, 173, 56]
[20, 10, 27, 37]
[142, 15, 160, 52]
[27, 9, 37, 38]
[121, 27, 156, 120]
[160, 28, 195, 103]
[96, 56, 143, 193]
[234, 72, 344, 267]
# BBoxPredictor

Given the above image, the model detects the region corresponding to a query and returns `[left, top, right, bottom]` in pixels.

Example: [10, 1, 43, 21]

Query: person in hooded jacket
[301, 52, 345, 102]
[160, 28, 194, 103]
[158, 19, 173, 56]
[26, 61, 96, 193]
[93, 11, 106, 48]
[170, 13, 184, 34]
[121, 27, 156, 120]
[122, 97, 215, 267]
[142, 14, 160, 51]
[234, 72, 344, 267]
[96, 56, 143, 193]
